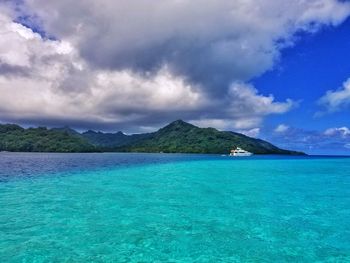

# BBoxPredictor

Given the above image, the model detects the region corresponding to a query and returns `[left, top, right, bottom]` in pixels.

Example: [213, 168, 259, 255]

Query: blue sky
[1, 0, 350, 154]
[251, 18, 350, 154]
[255, 18, 350, 131]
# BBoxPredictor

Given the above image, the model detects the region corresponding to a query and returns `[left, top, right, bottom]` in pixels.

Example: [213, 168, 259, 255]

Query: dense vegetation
[0, 124, 97, 152]
[82, 130, 150, 147]
[0, 120, 304, 154]
[116, 120, 304, 155]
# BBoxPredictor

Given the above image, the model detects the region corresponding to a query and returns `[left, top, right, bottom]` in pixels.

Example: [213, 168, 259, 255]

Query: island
[0, 120, 304, 155]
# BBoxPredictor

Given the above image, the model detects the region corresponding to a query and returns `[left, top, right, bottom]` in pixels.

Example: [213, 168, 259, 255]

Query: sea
[0, 152, 349, 262]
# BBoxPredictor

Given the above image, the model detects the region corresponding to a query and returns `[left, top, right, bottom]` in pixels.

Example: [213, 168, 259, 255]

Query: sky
[0, 0, 350, 155]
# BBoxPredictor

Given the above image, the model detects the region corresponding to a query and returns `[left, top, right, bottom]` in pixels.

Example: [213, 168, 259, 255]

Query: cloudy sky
[1, 0, 350, 154]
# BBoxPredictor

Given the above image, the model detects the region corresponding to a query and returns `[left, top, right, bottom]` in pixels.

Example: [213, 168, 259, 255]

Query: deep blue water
[0, 153, 350, 262]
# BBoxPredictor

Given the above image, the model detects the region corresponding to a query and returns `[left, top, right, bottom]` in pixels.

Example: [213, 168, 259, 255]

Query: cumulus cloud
[274, 124, 290, 133]
[20, 0, 350, 91]
[238, 128, 261, 138]
[1, 1, 350, 131]
[318, 78, 350, 113]
[227, 83, 295, 127]
[0, 12, 207, 128]
[189, 119, 261, 137]
[324, 127, 350, 137]
[190, 82, 295, 131]
[0, 11, 296, 131]
[266, 125, 350, 154]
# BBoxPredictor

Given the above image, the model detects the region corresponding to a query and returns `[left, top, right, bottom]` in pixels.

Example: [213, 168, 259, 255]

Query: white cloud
[1, 1, 350, 131]
[274, 124, 290, 133]
[191, 83, 296, 130]
[266, 125, 350, 154]
[21, 0, 350, 86]
[0, 13, 206, 125]
[318, 78, 350, 112]
[225, 83, 295, 129]
[189, 118, 261, 137]
[238, 128, 260, 138]
[324, 127, 350, 137]
[0, 12, 297, 130]
[191, 119, 231, 130]
[228, 83, 295, 115]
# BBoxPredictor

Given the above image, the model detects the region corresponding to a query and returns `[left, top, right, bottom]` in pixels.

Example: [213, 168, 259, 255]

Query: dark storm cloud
[15, 1, 288, 92]
[80, 36, 266, 95]
[20, 0, 350, 97]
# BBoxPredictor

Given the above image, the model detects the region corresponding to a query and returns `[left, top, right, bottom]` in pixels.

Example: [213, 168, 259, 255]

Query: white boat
[229, 147, 253, 157]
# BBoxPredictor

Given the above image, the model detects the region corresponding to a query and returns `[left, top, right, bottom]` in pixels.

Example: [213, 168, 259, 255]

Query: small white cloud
[228, 83, 295, 115]
[319, 78, 350, 112]
[191, 118, 261, 137]
[190, 82, 296, 131]
[225, 82, 296, 129]
[324, 127, 350, 137]
[191, 119, 229, 130]
[267, 125, 350, 154]
[274, 124, 290, 133]
[238, 128, 260, 138]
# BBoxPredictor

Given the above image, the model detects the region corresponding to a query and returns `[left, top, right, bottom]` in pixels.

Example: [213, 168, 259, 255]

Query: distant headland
[0, 120, 305, 155]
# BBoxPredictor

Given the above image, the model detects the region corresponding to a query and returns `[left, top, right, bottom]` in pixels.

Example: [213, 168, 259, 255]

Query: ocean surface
[0, 153, 349, 262]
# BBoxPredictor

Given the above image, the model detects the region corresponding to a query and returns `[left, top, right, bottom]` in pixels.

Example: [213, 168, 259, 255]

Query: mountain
[51, 126, 81, 136]
[0, 124, 97, 152]
[81, 130, 150, 148]
[116, 120, 304, 155]
[0, 120, 304, 154]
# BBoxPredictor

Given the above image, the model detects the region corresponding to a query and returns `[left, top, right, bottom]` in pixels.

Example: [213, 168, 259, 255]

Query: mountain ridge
[0, 124, 97, 152]
[115, 120, 304, 155]
[0, 120, 305, 155]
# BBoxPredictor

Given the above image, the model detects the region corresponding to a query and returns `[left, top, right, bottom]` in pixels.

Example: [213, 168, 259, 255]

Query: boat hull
[229, 153, 253, 157]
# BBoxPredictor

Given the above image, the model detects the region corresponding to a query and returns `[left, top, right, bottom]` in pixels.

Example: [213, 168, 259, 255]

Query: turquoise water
[0, 153, 350, 262]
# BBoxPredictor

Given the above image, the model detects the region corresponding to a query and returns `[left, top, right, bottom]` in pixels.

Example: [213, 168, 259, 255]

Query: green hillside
[0, 121, 304, 154]
[116, 120, 304, 155]
[0, 124, 97, 152]
[82, 130, 150, 148]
